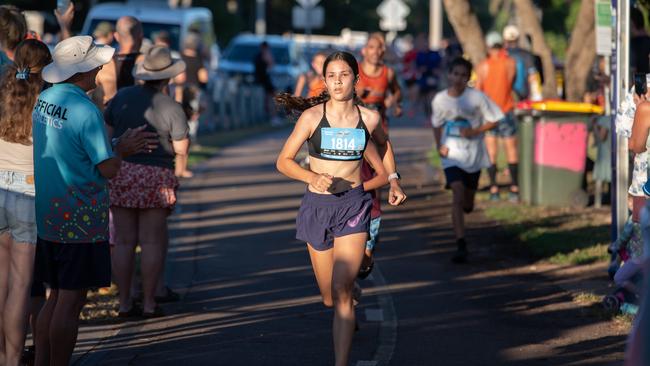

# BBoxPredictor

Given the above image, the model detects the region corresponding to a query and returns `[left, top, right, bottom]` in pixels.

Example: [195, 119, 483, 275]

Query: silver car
[216, 34, 306, 93]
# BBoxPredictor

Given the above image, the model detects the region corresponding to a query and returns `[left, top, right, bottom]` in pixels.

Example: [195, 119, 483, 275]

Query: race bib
[320, 127, 365, 160]
[444, 119, 472, 138]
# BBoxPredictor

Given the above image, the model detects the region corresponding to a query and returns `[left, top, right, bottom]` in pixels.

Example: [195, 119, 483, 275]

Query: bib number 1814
[331, 138, 355, 150]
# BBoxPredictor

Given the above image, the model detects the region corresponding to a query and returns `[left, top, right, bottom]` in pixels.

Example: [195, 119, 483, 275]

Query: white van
[80, 1, 219, 70]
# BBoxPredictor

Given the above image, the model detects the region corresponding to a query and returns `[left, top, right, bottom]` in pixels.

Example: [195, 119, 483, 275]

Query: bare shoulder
[638, 101, 650, 113]
[359, 105, 381, 130]
[295, 103, 324, 129]
[97, 59, 116, 81]
[302, 103, 324, 120]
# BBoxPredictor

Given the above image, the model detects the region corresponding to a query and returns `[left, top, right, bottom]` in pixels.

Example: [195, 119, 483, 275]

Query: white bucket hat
[132, 45, 186, 81]
[42, 36, 115, 84]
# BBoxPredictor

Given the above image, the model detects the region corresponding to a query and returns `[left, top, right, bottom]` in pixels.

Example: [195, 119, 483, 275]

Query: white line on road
[369, 263, 397, 366]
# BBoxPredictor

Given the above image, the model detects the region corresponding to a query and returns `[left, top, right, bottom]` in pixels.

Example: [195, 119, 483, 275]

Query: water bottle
[57, 0, 70, 14]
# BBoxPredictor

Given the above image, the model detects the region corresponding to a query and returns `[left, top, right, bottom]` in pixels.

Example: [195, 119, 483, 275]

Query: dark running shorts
[296, 185, 372, 251]
[34, 237, 111, 290]
[444, 167, 481, 191]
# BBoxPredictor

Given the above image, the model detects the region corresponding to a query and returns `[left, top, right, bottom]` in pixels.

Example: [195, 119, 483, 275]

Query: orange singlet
[307, 76, 326, 98]
[357, 65, 390, 111]
[478, 50, 514, 113]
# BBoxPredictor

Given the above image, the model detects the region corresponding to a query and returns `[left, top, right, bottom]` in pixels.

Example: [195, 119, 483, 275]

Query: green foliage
[564, 0, 582, 31]
[544, 31, 568, 61]
[539, 0, 582, 61]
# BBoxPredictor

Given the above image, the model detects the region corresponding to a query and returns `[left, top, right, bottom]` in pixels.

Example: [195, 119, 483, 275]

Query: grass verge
[571, 291, 634, 329]
[480, 193, 610, 265]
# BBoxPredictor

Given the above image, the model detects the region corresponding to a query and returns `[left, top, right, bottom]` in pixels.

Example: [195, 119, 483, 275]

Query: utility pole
[612, 0, 630, 239]
[429, 0, 442, 49]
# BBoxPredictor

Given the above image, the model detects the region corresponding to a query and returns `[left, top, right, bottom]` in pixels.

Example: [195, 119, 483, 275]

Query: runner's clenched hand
[388, 181, 407, 206]
[438, 145, 449, 158]
[310, 173, 333, 192]
[460, 127, 479, 138]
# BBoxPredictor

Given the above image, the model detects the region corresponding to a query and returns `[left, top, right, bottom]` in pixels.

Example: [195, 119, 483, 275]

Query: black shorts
[34, 237, 111, 290]
[444, 167, 481, 190]
[30, 280, 46, 297]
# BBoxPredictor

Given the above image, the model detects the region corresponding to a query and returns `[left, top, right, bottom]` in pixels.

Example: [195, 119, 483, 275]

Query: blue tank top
[308, 102, 370, 161]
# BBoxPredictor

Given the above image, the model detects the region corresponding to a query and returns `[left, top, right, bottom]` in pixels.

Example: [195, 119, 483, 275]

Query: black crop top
[308, 103, 371, 161]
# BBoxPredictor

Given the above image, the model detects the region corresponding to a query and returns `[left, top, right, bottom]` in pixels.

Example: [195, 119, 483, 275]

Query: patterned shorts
[109, 161, 178, 209]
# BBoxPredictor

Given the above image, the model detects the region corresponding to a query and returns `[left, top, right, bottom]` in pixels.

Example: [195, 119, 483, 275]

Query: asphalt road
[72, 117, 627, 366]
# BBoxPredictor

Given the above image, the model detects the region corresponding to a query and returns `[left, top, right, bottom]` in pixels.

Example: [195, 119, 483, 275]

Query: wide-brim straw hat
[132, 45, 186, 81]
[42, 35, 115, 83]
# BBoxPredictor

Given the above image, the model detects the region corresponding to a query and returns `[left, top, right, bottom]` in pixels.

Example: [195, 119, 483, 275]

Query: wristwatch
[388, 172, 401, 181]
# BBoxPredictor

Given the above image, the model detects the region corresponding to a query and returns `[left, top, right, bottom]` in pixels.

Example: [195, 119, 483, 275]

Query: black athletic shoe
[451, 239, 468, 263]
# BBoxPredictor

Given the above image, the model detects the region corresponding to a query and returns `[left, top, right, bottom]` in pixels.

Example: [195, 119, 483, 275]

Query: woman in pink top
[0, 39, 51, 366]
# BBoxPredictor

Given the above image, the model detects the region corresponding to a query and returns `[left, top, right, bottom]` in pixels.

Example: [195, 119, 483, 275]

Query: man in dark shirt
[254, 41, 274, 93]
[254, 41, 282, 125]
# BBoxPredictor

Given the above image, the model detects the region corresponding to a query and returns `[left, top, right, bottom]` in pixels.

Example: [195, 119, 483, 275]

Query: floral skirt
[109, 161, 178, 209]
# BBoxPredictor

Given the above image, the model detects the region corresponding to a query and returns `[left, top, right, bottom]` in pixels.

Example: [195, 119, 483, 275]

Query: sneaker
[451, 239, 468, 263]
[508, 191, 519, 203]
[489, 192, 500, 201]
[352, 281, 362, 306]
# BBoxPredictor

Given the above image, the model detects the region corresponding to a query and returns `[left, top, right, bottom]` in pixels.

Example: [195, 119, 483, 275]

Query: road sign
[292, 5, 324, 30]
[595, 0, 612, 56]
[377, 0, 410, 31]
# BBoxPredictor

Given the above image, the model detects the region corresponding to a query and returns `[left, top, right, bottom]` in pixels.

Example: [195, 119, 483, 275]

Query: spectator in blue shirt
[32, 35, 156, 366]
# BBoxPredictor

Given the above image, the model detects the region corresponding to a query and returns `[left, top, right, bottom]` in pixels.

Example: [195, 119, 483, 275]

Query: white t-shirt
[431, 88, 504, 173]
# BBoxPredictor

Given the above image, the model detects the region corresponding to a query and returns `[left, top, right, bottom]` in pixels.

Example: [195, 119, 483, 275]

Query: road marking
[369, 263, 397, 366]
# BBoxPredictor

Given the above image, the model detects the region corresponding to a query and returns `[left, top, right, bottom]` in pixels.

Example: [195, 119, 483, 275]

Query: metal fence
[203, 77, 268, 131]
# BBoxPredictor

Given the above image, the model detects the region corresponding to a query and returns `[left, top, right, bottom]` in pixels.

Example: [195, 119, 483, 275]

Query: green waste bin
[515, 101, 604, 207]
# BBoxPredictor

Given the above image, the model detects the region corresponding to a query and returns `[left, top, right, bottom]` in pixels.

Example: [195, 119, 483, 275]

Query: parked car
[216, 34, 306, 93]
[80, 2, 220, 71]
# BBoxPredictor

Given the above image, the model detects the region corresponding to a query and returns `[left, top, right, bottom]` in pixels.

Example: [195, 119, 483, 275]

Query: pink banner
[534, 121, 587, 172]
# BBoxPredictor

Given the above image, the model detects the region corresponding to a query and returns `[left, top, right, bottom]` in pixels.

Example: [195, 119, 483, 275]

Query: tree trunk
[512, 0, 558, 98]
[442, 0, 486, 66]
[564, 0, 596, 102]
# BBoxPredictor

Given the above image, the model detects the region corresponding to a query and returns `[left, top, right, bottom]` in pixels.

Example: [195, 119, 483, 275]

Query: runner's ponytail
[275, 90, 330, 115]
